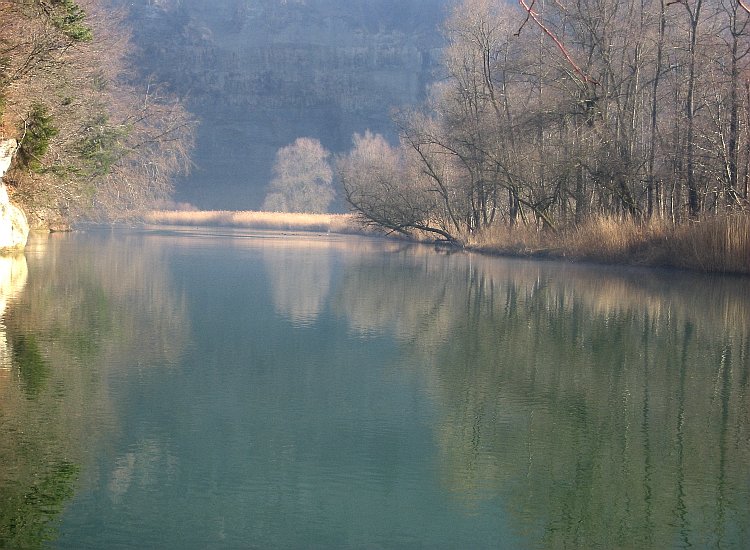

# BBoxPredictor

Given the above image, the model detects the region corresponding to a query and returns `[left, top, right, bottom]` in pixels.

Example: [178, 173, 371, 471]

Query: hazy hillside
[118, 0, 450, 210]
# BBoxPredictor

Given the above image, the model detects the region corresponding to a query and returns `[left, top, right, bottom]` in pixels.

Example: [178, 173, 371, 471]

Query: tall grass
[145, 210, 363, 235]
[469, 214, 750, 275]
[666, 214, 750, 273]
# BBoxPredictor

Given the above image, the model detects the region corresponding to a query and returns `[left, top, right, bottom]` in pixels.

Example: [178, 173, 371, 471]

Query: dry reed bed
[470, 214, 750, 275]
[145, 210, 362, 234]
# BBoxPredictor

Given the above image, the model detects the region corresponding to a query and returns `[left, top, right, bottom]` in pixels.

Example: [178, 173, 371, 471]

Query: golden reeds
[144, 210, 362, 234]
[470, 214, 750, 275]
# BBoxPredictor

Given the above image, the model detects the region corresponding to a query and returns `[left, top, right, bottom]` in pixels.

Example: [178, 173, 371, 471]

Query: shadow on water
[0, 233, 188, 549]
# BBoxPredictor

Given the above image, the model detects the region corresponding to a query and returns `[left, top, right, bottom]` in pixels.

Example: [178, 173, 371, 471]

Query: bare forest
[337, 0, 750, 271]
[0, 0, 194, 228]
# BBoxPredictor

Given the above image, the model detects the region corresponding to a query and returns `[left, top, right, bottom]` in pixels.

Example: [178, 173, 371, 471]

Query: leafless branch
[517, 0, 598, 85]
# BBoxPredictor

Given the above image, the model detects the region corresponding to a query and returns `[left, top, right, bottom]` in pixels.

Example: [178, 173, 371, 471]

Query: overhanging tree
[0, 0, 195, 226]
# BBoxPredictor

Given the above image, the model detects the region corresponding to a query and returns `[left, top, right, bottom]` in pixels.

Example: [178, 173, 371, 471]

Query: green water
[0, 229, 748, 549]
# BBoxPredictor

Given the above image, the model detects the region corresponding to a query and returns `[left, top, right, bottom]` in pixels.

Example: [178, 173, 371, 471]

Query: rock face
[120, 0, 449, 210]
[0, 139, 29, 251]
[0, 140, 14, 179]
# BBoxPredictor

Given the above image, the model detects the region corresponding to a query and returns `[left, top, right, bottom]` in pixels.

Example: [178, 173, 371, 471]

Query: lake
[0, 228, 748, 549]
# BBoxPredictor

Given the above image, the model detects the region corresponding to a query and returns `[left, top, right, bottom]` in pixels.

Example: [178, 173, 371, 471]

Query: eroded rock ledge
[0, 139, 30, 251]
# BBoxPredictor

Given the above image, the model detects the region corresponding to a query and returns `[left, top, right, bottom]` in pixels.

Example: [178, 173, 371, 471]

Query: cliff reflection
[335, 249, 750, 548]
[0, 232, 188, 548]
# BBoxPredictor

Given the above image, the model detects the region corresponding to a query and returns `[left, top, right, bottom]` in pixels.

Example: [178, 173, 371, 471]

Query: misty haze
[1, 0, 750, 548]
[119, 0, 448, 210]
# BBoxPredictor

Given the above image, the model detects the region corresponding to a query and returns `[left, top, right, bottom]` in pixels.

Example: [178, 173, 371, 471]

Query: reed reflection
[335, 250, 750, 548]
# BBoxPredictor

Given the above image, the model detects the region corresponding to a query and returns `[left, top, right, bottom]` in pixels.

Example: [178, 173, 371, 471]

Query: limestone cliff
[119, 0, 449, 210]
[0, 139, 29, 251]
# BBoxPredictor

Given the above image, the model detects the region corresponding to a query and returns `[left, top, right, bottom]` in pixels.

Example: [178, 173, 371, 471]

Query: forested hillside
[116, 0, 449, 209]
[0, 0, 194, 228]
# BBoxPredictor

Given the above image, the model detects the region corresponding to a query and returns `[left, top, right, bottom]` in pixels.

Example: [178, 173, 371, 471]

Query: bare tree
[337, 130, 458, 242]
[335, 0, 750, 242]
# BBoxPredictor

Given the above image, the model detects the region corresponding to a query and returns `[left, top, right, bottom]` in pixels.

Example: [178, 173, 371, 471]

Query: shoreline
[143, 210, 750, 276]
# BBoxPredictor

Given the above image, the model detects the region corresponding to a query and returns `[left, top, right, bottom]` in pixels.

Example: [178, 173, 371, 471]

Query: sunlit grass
[145, 210, 363, 234]
[469, 213, 750, 275]
[667, 214, 750, 273]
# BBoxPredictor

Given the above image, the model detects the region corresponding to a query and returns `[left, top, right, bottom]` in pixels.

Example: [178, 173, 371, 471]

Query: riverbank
[468, 214, 750, 276]
[145, 210, 750, 275]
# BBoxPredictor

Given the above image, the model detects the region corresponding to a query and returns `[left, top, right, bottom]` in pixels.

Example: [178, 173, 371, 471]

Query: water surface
[0, 229, 748, 549]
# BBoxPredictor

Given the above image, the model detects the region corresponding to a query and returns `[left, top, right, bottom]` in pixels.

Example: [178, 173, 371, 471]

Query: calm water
[0, 229, 748, 549]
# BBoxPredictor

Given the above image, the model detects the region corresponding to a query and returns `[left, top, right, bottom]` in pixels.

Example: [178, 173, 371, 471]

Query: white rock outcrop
[0, 139, 29, 251]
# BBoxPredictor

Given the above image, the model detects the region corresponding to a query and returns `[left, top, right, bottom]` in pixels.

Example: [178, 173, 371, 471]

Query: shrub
[17, 103, 59, 173]
[51, 0, 93, 42]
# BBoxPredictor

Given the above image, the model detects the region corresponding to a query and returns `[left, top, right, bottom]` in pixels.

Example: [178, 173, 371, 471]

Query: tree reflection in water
[334, 249, 750, 548]
[262, 236, 334, 327]
[0, 233, 188, 548]
[0, 232, 747, 548]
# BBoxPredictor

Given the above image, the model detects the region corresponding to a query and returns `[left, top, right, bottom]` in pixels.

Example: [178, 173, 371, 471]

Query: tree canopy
[338, 0, 750, 243]
[0, 0, 194, 227]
